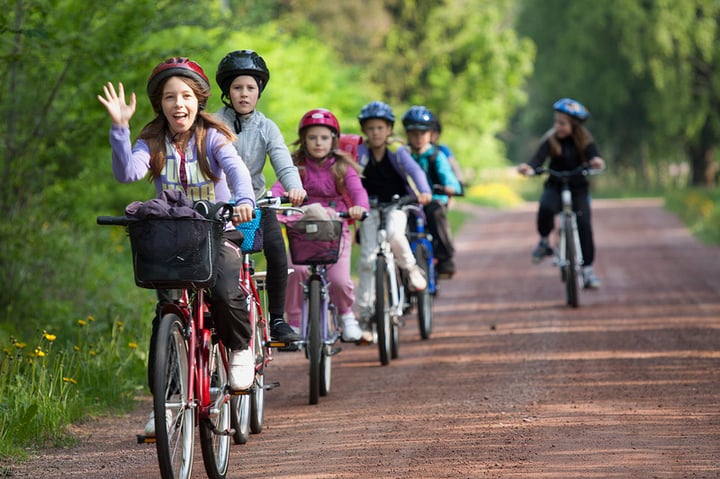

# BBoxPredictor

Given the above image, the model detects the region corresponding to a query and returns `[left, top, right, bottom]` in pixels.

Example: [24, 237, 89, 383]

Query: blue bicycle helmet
[358, 101, 395, 125]
[401, 105, 436, 131]
[553, 98, 589, 121]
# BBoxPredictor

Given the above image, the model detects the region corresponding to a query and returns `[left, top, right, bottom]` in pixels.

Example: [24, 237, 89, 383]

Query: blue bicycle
[405, 204, 436, 340]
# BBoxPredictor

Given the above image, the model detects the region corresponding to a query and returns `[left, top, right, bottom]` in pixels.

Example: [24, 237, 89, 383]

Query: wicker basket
[286, 219, 342, 265]
[128, 217, 224, 289]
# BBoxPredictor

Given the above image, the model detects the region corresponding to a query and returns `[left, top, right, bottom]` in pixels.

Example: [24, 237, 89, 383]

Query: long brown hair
[290, 129, 362, 195]
[138, 76, 235, 182]
[545, 115, 594, 163]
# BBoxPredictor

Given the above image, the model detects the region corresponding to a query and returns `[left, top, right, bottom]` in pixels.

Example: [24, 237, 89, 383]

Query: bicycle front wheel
[375, 256, 392, 366]
[199, 344, 231, 479]
[308, 277, 322, 405]
[250, 312, 266, 434]
[564, 215, 580, 308]
[153, 314, 194, 479]
[414, 244, 433, 340]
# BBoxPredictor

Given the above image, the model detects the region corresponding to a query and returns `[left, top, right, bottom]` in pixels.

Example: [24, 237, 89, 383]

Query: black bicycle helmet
[401, 105, 436, 131]
[146, 57, 210, 97]
[553, 98, 590, 121]
[358, 101, 395, 126]
[215, 49, 270, 97]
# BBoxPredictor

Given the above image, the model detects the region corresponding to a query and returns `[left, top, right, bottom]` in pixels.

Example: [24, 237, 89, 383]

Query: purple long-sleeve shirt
[109, 125, 255, 206]
[271, 155, 370, 212]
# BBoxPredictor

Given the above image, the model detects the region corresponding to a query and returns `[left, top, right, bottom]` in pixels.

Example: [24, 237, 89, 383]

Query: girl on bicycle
[354, 101, 432, 329]
[214, 49, 306, 343]
[98, 57, 257, 404]
[270, 108, 369, 342]
[517, 98, 606, 288]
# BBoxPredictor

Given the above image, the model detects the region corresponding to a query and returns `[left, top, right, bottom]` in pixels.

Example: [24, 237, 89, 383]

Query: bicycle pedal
[271, 341, 300, 351]
[329, 347, 342, 356]
[264, 381, 280, 390]
[230, 388, 251, 396]
[136, 434, 156, 444]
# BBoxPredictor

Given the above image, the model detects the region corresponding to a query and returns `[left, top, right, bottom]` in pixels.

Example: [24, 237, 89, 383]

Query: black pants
[537, 183, 595, 266]
[424, 200, 455, 263]
[261, 211, 288, 321]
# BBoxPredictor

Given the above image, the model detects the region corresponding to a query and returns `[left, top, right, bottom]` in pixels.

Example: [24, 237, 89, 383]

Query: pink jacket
[271, 155, 369, 212]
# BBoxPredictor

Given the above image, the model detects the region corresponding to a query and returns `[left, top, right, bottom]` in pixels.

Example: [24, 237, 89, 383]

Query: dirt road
[9, 198, 720, 478]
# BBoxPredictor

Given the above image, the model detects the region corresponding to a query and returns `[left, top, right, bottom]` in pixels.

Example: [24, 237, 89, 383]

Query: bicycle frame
[372, 199, 408, 320]
[299, 265, 341, 350]
[406, 205, 437, 295]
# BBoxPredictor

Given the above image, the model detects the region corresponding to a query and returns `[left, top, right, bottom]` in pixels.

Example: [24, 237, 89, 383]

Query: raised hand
[97, 82, 136, 127]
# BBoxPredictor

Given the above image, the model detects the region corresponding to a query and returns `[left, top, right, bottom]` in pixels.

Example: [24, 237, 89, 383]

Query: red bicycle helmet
[298, 108, 340, 136]
[146, 57, 210, 97]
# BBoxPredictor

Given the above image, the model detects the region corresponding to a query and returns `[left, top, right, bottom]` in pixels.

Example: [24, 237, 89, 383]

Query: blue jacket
[409, 145, 462, 204]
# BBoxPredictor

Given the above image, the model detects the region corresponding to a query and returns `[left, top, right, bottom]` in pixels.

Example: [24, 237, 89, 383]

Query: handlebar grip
[96, 216, 131, 226]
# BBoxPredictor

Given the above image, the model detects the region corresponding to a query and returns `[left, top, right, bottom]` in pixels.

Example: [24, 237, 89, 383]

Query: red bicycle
[98, 203, 235, 479]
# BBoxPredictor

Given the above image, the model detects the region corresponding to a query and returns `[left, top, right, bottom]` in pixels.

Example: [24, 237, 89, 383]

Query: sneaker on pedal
[229, 348, 255, 391]
[437, 260, 455, 277]
[340, 312, 363, 342]
[407, 264, 427, 291]
[144, 409, 174, 437]
[532, 240, 553, 263]
[270, 319, 301, 342]
[582, 266, 602, 289]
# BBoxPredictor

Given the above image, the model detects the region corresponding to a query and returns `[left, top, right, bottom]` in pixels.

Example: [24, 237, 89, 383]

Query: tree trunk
[686, 122, 717, 187]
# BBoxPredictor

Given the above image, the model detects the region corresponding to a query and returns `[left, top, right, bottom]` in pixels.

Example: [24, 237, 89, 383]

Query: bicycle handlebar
[531, 165, 604, 179]
[432, 184, 464, 197]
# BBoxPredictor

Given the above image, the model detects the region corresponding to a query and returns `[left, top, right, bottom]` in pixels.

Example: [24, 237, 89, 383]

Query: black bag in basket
[128, 217, 224, 289]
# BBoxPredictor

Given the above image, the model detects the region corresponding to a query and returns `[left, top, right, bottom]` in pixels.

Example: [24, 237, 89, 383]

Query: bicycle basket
[236, 208, 263, 254]
[127, 217, 225, 289]
[286, 219, 342, 265]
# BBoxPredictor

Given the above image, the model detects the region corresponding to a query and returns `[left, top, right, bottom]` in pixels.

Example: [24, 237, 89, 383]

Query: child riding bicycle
[354, 101, 432, 334]
[517, 97, 606, 289]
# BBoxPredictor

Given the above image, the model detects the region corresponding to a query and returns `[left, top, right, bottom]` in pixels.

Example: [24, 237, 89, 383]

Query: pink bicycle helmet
[146, 57, 210, 97]
[298, 108, 340, 136]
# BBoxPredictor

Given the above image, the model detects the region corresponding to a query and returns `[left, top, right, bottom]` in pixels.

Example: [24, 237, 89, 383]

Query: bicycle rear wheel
[564, 215, 580, 308]
[230, 394, 250, 444]
[414, 244, 433, 340]
[153, 314, 194, 479]
[375, 256, 392, 365]
[308, 277, 322, 405]
[250, 314, 266, 434]
[199, 344, 231, 479]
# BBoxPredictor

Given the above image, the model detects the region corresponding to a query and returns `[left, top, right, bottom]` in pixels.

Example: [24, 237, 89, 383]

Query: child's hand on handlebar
[417, 192, 432, 205]
[517, 163, 534, 176]
[285, 188, 307, 207]
[231, 203, 254, 225]
[348, 205, 368, 221]
[588, 156, 605, 171]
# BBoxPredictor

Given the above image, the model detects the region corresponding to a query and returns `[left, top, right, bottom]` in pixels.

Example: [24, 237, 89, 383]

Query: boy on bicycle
[354, 101, 433, 334]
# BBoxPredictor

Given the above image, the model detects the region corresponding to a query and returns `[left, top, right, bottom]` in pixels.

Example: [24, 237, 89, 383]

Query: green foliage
[665, 188, 720, 245]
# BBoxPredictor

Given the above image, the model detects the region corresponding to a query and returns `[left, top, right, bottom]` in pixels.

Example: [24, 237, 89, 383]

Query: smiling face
[303, 125, 335, 160]
[553, 112, 573, 139]
[228, 75, 259, 115]
[161, 76, 199, 136]
[362, 118, 393, 149]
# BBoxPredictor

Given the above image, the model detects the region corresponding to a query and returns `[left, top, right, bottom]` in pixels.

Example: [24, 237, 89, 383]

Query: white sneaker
[144, 409, 174, 437]
[340, 313, 363, 342]
[407, 264, 427, 291]
[229, 348, 255, 391]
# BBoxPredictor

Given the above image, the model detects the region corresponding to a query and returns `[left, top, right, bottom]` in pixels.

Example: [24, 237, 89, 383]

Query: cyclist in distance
[517, 97, 606, 289]
[270, 108, 369, 342]
[215, 49, 305, 343]
[401, 105, 462, 277]
[354, 101, 433, 333]
[98, 57, 257, 434]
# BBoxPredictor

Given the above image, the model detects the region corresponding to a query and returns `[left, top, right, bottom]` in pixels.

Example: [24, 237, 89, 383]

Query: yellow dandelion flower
[62, 377, 77, 385]
[14, 342, 26, 349]
[89, 350, 96, 356]
[128, 342, 139, 349]
[116, 320, 124, 328]
[78, 319, 87, 327]
[34, 348, 46, 358]
[43, 332, 57, 342]
[73, 345, 80, 352]
[87, 315, 95, 322]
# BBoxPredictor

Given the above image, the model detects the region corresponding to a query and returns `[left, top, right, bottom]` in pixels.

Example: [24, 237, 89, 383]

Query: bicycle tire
[391, 265, 400, 360]
[375, 256, 392, 365]
[250, 314, 265, 434]
[564, 215, 580, 308]
[320, 338, 332, 396]
[414, 244, 433, 340]
[230, 394, 250, 444]
[153, 314, 194, 479]
[199, 343, 231, 479]
[308, 277, 322, 405]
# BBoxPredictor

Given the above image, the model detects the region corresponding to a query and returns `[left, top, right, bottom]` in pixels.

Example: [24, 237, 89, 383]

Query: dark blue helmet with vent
[358, 101, 395, 125]
[401, 105, 436, 131]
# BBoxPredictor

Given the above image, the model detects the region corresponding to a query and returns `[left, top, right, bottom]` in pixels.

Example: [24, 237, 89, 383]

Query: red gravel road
[8, 198, 720, 478]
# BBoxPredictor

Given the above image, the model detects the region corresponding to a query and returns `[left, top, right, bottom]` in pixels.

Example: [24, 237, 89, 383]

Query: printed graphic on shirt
[162, 151, 216, 202]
